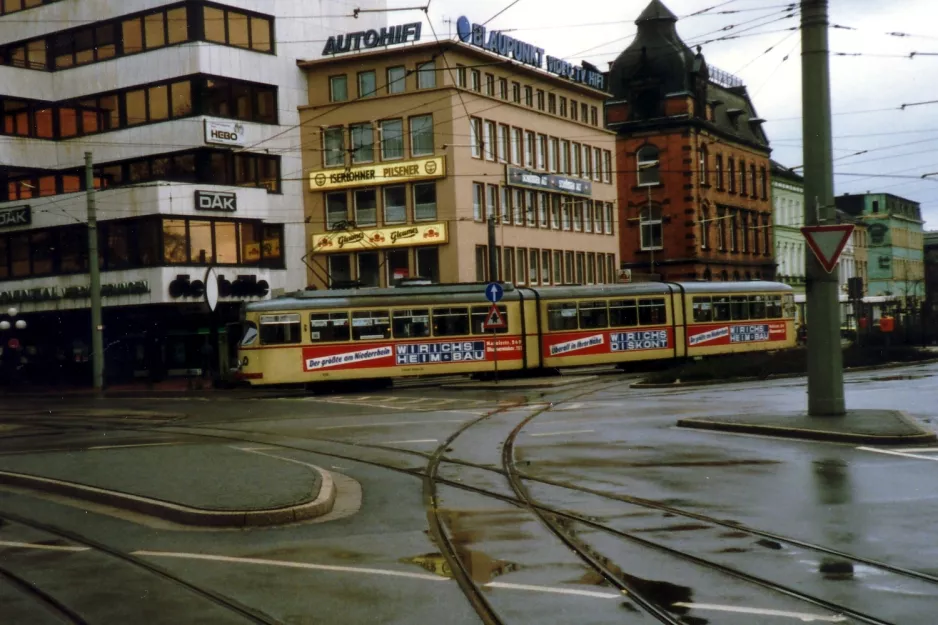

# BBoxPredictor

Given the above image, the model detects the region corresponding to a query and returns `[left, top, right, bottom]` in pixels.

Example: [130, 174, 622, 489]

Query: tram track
[0, 561, 88, 625]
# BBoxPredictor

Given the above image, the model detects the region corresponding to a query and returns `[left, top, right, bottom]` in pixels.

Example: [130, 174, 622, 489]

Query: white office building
[0, 0, 384, 383]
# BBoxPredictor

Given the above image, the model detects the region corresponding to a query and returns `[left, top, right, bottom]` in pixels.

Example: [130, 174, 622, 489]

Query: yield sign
[801, 224, 855, 273]
[482, 304, 507, 330]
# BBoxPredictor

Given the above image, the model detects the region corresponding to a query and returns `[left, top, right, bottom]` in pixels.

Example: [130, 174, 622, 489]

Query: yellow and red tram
[235, 281, 796, 386]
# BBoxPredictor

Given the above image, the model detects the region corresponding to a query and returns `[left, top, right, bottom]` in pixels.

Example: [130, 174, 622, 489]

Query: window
[604, 151, 612, 184]
[728, 159, 736, 192]
[488, 185, 499, 222]
[537, 134, 546, 170]
[716, 208, 726, 250]
[551, 196, 561, 229]
[485, 121, 497, 161]
[700, 208, 710, 249]
[572, 143, 581, 177]
[584, 201, 593, 233]
[541, 250, 551, 283]
[699, 145, 709, 186]
[529, 250, 540, 285]
[576, 253, 585, 283]
[553, 251, 563, 284]
[512, 82, 521, 103]
[562, 199, 572, 230]
[352, 311, 391, 341]
[358, 70, 377, 98]
[762, 215, 770, 252]
[380, 119, 404, 160]
[383, 186, 406, 224]
[730, 210, 738, 251]
[328, 255, 352, 286]
[640, 205, 663, 250]
[536, 89, 545, 110]
[549, 138, 558, 172]
[767, 295, 783, 319]
[501, 187, 511, 223]
[414, 182, 436, 220]
[330, 75, 348, 102]
[559, 97, 567, 117]
[341, 125, 374, 168]
[386, 66, 407, 94]
[475, 246, 488, 281]
[354, 188, 377, 226]
[564, 252, 574, 283]
[582, 102, 589, 122]
[692, 297, 713, 322]
[560, 140, 570, 173]
[470, 117, 482, 158]
[260, 314, 302, 345]
[473, 182, 484, 221]
[393, 309, 431, 339]
[517, 248, 527, 284]
[730, 296, 749, 320]
[591, 106, 598, 126]
[594, 202, 604, 233]
[499, 78, 508, 99]
[749, 295, 767, 319]
[309, 313, 351, 343]
[582, 144, 591, 178]
[637, 145, 660, 186]
[580, 301, 608, 328]
[513, 189, 523, 224]
[741, 212, 749, 253]
[470, 69, 480, 92]
[638, 298, 666, 325]
[484, 73, 494, 96]
[605, 203, 614, 235]
[526, 191, 536, 226]
[525, 131, 535, 168]
[386, 250, 409, 284]
[456, 64, 466, 88]
[409, 114, 433, 157]
[548, 303, 579, 331]
[760, 166, 768, 199]
[326, 192, 348, 229]
[715, 154, 724, 189]
[609, 299, 637, 327]
[434, 308, 471, 337]
[417, 61, 436, 88]
[497, 124, 509, 162]
[503, 247, 515, 282]
[571, 100, 578, 121]
[593, 147, 602, 181]
[548, 93, 556, 114]
[740, 160, 747, 195]
[753, 213, 760, 255]
[538, 193, 548, 228]
[750, 164, 757, 197]
[511, 128, 522, 164]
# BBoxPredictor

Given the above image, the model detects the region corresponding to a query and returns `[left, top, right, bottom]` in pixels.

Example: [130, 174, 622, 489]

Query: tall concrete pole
[85, 152, 104, 392]
[487, 216, 498, 281]
[801, 0, 845, 415]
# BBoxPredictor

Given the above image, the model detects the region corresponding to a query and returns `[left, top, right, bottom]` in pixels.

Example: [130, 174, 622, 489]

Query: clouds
[391, 0, 938, 226]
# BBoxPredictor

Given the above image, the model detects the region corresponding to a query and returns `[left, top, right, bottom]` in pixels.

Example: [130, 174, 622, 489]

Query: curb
[632, 358, 938, 389]
[0, 467, 336, 528]
[441, 375, 599, 391]
[676, 415, 938, 445]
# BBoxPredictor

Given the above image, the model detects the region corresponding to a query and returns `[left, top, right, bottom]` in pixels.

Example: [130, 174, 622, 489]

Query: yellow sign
[243, 239, 282, 262]
[309, 157, 445, 191]
[313, 222, 448, 253]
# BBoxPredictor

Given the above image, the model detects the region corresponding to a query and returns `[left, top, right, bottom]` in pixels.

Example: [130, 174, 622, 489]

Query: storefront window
[136, 219, 160, 266]
[0, 237, 7, 278]
[215, 221, 238, 264]
[107, 222, 132, 269]
[387, 249, 409, 284]
[240, 222, 260, 263]
[10, 234, 28, 276]
[416, 247, 439, 282]
[59, 226, 86, 273]
[413, 182, 436, 220]
[261, 225, 282, 267]
[31, 230, 54, 275]
[358, 252, 380, 287]
[163, 218, 188, 264]
[188, 219, 214, 264]
[328, 255, 352, 286]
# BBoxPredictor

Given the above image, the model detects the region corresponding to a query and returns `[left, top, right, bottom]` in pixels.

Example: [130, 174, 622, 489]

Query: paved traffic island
[677, 410, 937, 445]
[0, 444, 336, 527]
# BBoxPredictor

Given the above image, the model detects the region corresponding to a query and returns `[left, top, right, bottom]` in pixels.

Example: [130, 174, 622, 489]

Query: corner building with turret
[606, 0, 775, 282]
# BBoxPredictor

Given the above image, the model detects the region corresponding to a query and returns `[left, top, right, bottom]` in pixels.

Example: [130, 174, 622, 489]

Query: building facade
[299, 26, 618, 289]
[925, 232, 938, 329]
[0, 0, 384, 384]
[605, 0, 775, 282]
[835, 193, 924, 302]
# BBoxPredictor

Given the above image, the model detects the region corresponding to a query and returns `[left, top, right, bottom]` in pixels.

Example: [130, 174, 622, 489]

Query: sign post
[483, 283, 506, 383]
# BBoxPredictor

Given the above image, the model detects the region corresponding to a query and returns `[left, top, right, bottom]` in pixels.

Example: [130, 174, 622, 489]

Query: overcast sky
[388, 0, 938, 228]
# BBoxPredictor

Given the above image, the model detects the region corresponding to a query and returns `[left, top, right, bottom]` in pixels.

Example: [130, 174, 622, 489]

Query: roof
[297, 39, 610, 99]
[637, 0, 678, 22]
[770, 159, 804, 184]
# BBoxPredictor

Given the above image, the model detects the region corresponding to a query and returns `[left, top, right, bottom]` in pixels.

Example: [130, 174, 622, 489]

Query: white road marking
[380, 439, 438, 445]
[0, 540, 90, 553]
[312, 419, 465, 431]
[87, 442, 181, 450]
[131, 551, 447, 582]
[856, 447, 938, 462]
[528, 429, 596, 438]
[484, 581, 621, 599]
[894, 447, 938, 453]
[672, 603, 847, 622]
[235, 446, 277, 452]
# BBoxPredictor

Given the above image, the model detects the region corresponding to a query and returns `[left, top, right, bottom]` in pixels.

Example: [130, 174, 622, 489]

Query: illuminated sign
[322, 22, 422, 56]
[506, 166, 593, 197]
[456, 16, 605, 90]
[313, 222, 447, 253]
[309, 157, 445, 191]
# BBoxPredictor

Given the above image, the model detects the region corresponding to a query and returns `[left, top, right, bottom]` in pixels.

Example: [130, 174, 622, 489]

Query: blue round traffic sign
[485, 282, 504, 303]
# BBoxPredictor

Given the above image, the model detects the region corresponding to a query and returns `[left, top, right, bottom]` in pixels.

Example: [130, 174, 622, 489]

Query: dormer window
[637, 145, 660, 186]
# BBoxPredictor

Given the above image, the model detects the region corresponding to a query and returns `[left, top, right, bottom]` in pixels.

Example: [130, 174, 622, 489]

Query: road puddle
[401, 549, 520, 583]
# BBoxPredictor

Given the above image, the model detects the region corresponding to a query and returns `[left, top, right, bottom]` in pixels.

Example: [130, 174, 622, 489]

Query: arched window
[733, 270, 741, 281]
[699, 145, 709, 187]
[639, 205, 663, 250]
[739, 159, 747, 195]
[637, 145, 660, 186]
[721, 270, 729, 281]
[704, 268, 713, 281]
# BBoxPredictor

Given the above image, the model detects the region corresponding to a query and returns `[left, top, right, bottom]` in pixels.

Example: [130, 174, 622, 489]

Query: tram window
[548, 303, 579, 331]
[692, 297, 712, 322]
[259, 314, 302, 345]
[471, 306, 508, 334]
[730, 296, 749, 320]
[352, 310, 391, 340]
[749, 295, 767, 319]
[393, 309, 431, 339]
[638, 298, 666, 325]
[309, 312, 350, 342]
[609, 299, 638, 327]
[713, 296, 731, 321]
[578, 301, 608, 329]
[240, 321, 258, 346]
[766, 295, 783, 319]
[433, 307, 471, 337]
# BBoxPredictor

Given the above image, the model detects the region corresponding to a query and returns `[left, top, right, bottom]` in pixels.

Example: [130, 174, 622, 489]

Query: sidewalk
[0, 443, 336, 527]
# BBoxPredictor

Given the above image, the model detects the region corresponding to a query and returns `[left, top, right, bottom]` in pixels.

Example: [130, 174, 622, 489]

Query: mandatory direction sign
[801, 224, 855, 273]
[482, 304, 507, 330]
[485, 282, 504, 303]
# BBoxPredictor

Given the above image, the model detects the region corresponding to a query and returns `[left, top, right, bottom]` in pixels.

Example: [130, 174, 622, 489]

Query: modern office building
[0, 0, 384, 384]
[298, 17, 618, 289]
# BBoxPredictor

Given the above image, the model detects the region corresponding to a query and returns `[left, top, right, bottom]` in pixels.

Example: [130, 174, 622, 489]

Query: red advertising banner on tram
[542, 327, 673, 359]
[687, 322, 788, 347]
[301, 337, 523, 372]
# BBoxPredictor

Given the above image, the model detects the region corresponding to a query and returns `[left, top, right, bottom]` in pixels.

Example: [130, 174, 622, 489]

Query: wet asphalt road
[1, 364, 938, 624]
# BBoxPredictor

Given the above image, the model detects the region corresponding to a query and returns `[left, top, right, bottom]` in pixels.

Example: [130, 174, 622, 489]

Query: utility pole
[801, 0, 845, 415]
[85, 152, 104, 393]
[487, 216, 498, 281]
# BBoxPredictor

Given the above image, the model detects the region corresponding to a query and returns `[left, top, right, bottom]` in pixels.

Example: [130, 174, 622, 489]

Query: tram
[235, 281, 796, 386]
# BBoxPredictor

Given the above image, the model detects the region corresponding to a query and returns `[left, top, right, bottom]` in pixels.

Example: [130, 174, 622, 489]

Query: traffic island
[0, 444, 336, 527]
[677, 410, 937, 445]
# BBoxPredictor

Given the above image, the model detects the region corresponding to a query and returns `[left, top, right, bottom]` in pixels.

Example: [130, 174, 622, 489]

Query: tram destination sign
[506, 166, 593, 197]
[322, 22, 422, 56]
[456, 16, 605, 90]
[0, 205, 31, 228]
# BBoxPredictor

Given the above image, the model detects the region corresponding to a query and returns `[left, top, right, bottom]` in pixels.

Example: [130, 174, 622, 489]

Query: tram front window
[240, 321, 258, 346]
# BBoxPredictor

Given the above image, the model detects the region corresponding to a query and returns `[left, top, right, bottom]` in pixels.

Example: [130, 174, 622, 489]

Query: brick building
[605, 0, 775, 282]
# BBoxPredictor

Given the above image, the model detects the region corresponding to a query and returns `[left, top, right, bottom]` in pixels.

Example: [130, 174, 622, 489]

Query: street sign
[482, 304, 506, 330]
[485, 282, 504, 303]
[801, 224, 855, 273]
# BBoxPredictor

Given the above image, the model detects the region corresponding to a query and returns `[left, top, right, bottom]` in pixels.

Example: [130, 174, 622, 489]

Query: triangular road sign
[482, 304, 507, 330]
[801, 224, 855, 273]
